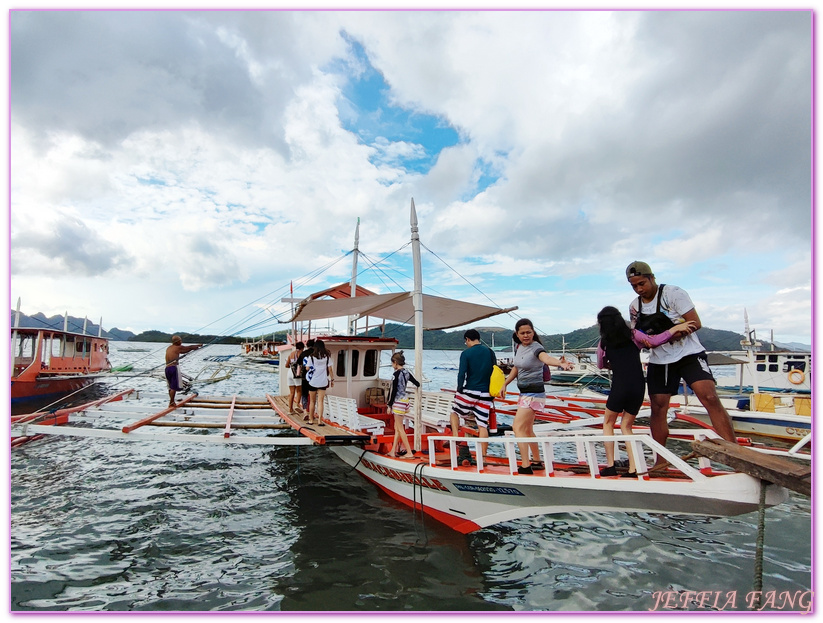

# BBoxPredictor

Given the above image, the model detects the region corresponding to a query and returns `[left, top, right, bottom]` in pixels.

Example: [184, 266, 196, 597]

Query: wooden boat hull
[329, 446, 789, 534]
[11, 374, 99, 404]
[678, 407, 810, 441]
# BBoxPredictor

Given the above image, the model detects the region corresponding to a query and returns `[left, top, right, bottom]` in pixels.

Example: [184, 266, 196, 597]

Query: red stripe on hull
[357, 469, 482, 534]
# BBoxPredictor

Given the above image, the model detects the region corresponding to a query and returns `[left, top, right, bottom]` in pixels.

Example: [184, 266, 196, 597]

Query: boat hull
[11, 375, 99, 404]
[329, 446, 789, 533]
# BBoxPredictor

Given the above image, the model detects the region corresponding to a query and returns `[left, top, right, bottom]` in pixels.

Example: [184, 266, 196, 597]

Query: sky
[7, 8, 814, 347]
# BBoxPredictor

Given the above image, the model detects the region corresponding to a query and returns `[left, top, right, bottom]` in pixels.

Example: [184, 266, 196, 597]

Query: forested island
[127, 323, 772, 352]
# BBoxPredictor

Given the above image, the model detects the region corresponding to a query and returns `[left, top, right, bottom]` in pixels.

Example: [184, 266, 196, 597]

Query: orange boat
[11, 323, 111, 406]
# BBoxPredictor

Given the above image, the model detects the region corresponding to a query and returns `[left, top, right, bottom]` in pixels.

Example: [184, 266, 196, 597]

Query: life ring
[788, 369, 805, 385]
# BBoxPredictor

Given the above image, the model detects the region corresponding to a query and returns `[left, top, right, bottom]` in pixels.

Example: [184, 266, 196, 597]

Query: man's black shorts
[646, 352, 715, 395]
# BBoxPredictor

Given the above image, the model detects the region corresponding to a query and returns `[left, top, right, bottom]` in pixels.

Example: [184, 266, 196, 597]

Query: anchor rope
[752, 480, 767, 607]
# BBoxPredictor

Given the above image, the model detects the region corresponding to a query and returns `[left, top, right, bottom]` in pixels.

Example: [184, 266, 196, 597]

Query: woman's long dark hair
[597, 306, 633, 348]
[312, 339, 330, 360]
[512, 318, 544, 345]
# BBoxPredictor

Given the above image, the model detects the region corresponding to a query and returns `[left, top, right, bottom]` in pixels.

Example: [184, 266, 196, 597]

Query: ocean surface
[9, 343, 813, 613]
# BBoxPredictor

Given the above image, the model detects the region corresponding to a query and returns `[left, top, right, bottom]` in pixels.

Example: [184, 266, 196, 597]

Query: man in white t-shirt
[626, 261, 737, 462]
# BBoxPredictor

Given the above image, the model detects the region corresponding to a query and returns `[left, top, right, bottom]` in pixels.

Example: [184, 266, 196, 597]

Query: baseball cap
[626, 261, 653, 280]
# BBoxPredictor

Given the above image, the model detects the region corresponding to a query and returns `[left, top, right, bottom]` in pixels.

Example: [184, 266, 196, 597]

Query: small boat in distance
[240, 336, 282, 365]
[11, 301, 111, 406]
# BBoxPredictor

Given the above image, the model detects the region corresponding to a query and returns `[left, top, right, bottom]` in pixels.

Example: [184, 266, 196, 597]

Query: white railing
[324, 395, 385, 435]
[425, 429, 723, 482]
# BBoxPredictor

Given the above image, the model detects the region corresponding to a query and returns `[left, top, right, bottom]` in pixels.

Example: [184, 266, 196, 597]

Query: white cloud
[9, 10, 812, 345]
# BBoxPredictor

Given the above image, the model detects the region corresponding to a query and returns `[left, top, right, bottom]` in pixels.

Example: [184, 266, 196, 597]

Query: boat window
[768, 355, 778, 363]
[363, 349, 378, 377]
[351, 350, 360, 376]
[784, 361, 807, 373]
[336, 350, 346, 377]
[52, 336, 63, 357]
[756, 364, 766, 372]
[769, 364, 779, 372]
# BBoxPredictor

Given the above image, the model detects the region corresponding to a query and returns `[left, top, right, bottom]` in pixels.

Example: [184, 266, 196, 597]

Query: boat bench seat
[324, 395, 385, 435]
[404, 391, 455, 432]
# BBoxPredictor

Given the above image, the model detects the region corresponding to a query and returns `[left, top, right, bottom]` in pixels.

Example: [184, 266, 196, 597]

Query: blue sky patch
[335, 33, 460, 175]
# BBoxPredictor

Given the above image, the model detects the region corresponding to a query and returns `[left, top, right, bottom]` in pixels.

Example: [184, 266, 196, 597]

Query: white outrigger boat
[11, 201, 790, 532]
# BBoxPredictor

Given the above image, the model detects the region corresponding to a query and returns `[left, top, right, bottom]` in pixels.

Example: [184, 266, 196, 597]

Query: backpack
[635, 284, 675, 336]
[290, 354, 302, 378]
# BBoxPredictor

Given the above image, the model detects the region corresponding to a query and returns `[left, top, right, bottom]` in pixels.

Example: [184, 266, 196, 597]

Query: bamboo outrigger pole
[410, 199, 424, 452]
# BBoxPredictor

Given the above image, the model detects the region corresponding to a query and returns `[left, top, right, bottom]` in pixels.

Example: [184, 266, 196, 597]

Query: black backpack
[636, 284, 675, 335]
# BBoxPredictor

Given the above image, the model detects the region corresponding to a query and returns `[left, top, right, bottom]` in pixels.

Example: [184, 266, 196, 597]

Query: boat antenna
[410, 198, 424, 452]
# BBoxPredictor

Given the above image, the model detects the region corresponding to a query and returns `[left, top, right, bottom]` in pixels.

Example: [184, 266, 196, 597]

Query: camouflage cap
[626, 261, 653, 280]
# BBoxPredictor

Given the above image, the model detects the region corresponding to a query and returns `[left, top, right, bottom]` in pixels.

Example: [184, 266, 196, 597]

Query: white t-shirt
[628, 284, 704, 365]
[305, 355, 330, 388]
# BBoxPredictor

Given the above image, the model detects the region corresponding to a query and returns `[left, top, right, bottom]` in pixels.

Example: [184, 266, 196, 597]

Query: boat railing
[426, 429, 723, 482]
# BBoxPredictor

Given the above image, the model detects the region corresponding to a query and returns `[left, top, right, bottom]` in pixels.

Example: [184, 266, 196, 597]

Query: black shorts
[647, 352, 715, 395]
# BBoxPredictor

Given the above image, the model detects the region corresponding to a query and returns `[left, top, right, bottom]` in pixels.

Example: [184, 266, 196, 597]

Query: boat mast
[346, 218, 360, 401]
[348, 217, 360, 336]
[742, 309, 761, 394]
[410, 199, 424, 451]
[11, 298, 20, 376]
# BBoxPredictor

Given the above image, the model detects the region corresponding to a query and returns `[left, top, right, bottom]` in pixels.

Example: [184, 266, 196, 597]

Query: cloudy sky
[8, 9, 813, 346]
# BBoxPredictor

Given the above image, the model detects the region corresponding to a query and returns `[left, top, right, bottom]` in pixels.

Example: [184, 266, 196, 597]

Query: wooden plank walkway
[692, 438, 811, 497]
[265, 395, 372, 446]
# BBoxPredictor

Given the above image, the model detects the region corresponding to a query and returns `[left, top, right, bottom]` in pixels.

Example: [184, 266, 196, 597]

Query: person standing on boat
[595, 306, 696, 477]
[299, 339, 315, 413]
[285, 341, 305, 416]
[450, 329, 497, 464]
[501, 319, 574, 474]
[165, 335, 203, 407]
[387, 351, 421, 459]
[625, 261, 737, 460]
[305, 339, 333, 426]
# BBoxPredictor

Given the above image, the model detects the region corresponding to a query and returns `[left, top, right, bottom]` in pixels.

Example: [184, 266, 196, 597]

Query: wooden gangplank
[265, 395, 372, 446]
[692, 438, 811, 497]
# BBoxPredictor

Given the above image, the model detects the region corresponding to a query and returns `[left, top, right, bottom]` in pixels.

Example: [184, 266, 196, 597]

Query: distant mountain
[773, 341, 812, 352]
[9, 311, 136, 341]
[365, 323, 786, 352]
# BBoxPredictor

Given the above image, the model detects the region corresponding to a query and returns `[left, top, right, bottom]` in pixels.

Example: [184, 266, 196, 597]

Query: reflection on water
[10, 343, 813, 612]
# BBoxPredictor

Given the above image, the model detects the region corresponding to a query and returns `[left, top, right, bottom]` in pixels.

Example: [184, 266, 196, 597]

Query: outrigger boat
[10, 202, 790, 533]
[10, 300, 111, 405]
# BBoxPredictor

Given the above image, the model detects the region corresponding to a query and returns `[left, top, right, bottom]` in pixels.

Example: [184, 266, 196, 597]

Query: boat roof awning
[288, 291, 518, 331]
[706, 353, 748, 366]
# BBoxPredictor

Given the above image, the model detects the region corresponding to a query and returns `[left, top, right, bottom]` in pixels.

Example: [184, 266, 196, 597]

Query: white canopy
[288, 291, 517, 331]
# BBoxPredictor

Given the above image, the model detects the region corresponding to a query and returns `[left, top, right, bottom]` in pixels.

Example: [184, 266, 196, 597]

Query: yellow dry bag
[489, 365, 505, 398]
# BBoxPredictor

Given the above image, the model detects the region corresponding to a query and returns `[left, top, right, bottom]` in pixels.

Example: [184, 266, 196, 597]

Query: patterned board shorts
[517, 393, 546, 411]
[392, 397, 411, 416]
[452, 389, 493, 429]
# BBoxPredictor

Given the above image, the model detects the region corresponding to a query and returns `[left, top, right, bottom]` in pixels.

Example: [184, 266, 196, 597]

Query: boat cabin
[11, 327, 110, 377]
[278, 335, 398, 410]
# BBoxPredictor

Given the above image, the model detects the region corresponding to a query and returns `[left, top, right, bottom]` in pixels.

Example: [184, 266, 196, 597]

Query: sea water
[9, 343, 812, 612]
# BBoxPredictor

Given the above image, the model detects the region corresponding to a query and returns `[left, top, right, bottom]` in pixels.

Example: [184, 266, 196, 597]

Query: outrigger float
[11, 201, 792, 533]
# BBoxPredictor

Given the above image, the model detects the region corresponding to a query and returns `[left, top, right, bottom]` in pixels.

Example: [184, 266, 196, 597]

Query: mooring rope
[752, 479, 767, 608]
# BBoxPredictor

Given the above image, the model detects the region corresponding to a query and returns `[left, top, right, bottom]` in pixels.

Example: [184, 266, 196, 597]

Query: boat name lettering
[453, 483, 524, 496]
[361, 458, 449, 492]
[649, 590, 812, 612]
